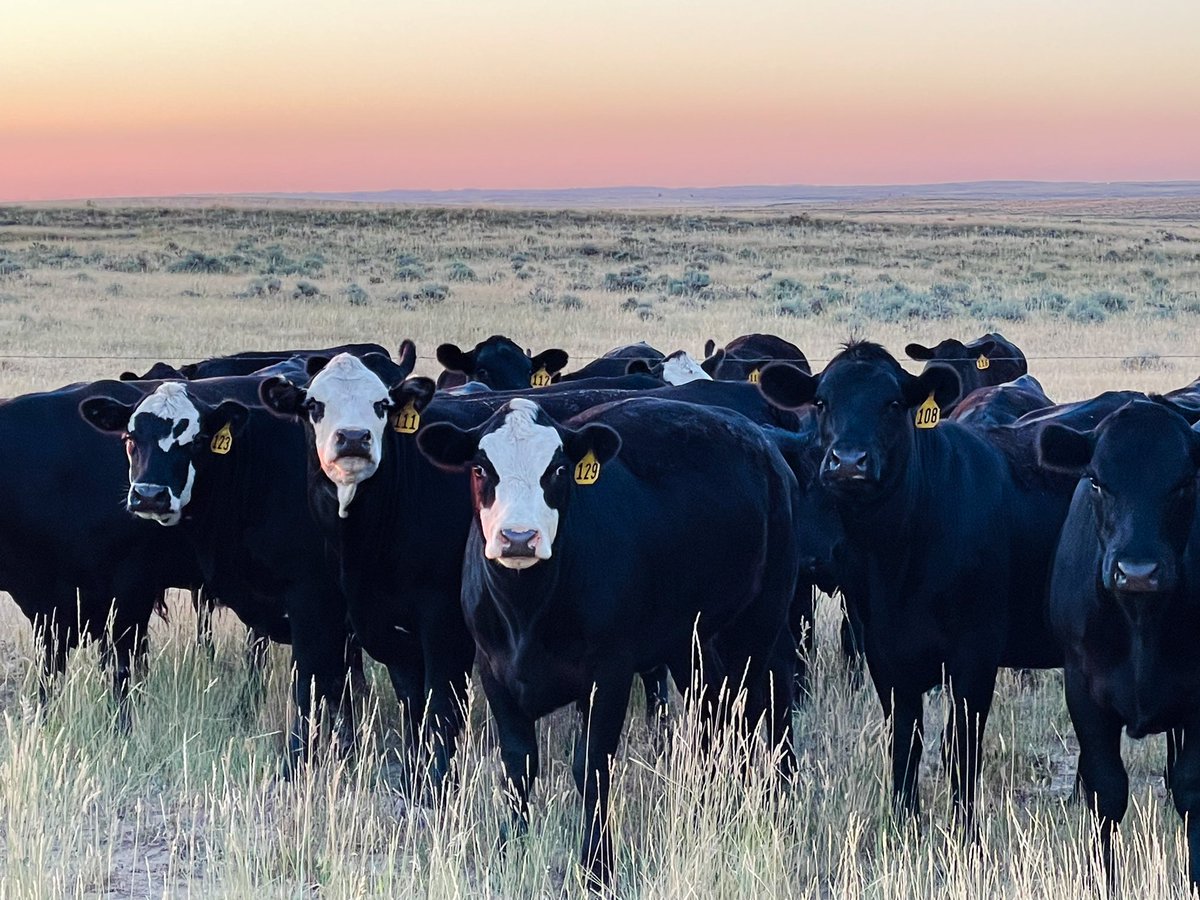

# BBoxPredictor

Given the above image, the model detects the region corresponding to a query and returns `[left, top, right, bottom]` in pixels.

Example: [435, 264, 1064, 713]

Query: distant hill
[243, 181, 1200, 208]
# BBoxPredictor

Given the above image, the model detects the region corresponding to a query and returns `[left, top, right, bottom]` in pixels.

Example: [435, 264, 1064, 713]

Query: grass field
[2, 199, 1200, 897]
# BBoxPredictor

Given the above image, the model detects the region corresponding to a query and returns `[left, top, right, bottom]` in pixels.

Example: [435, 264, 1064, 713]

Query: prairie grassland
[1, 200, 1200, 898]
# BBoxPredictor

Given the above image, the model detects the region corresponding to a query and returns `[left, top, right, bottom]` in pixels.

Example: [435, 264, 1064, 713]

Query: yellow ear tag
[393, 401, 421, 434]
[748, 368, 761, 384]
[914, 393, 941, 430]
[574, 450, 601, 485]
[210, 422, 233, 455]
[530, 367, 551, 388]
[975, 354, 991, 371]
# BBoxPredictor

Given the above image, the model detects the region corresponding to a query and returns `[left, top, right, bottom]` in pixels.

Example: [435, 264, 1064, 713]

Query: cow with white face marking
[625, 349, 712, 385]
[80, 375, 357, 768]
[418, 396, 799, 890]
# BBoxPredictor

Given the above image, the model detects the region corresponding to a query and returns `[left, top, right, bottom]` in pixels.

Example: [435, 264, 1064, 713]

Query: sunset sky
[3, 0, 1199, 200]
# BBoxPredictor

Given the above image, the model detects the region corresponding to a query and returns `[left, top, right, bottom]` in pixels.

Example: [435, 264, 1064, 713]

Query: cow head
[418, 398, 620, 569]
[435, 335, 568, 391]
[80, 382, 249, 525]
[759, 342, 960, 502]
[905, 332, 1026, 400]
[1040, 399, 1200, 597]
[626, 349, 712, 385]
[259, 343, 435, 518]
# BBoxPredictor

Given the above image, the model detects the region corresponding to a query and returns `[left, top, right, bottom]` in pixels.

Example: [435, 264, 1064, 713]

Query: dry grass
[1, 200, 1200, 897]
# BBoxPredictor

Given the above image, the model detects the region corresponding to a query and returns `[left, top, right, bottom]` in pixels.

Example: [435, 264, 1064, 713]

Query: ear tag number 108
[914, 393, 940, 429]
[574, 450, 601, 485]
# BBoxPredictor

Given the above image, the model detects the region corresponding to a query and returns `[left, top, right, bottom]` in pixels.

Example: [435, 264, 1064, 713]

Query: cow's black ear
[436, 342, 474, 375]
[260, 376, 307, 419]
[396, 339, 417, 375]
[1039, 423, 1095, 473]
[701, 347, 725, 377]
[119, 371, 138, 381]
[759, 362, 817, 410]
[79, 396, 136, 433]
[906, 363, 961, 411]
[305, 355, 331, 378]
[905, 342, 934, 361]
[361, 352, 414, 390]
[564, 422, 622, 466]
[416, 422, 478, 471]
[389, 376, 435, 412]
[205, 401, 251, 442]
[625, 359, 655, 376]
[531, 348, 569, 375]
[704, 338, 717, 358]
[973, 339, 997, 358]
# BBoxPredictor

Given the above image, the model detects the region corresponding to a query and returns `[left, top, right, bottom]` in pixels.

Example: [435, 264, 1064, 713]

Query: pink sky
[3, 0, 1199, 201]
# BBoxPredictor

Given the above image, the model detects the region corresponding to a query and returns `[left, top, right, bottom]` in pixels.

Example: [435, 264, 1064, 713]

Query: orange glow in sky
[2, 0, 1199, 200]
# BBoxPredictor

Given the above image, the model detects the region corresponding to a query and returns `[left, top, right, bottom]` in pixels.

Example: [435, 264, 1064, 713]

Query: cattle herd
[7, 329, 1200, 889]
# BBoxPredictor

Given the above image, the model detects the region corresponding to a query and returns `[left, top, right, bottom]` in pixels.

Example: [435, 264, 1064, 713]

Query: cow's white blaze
[661, 351, 711, 385]
[129, 382, 201, 525]
[304, 353, 390, 517]
[478, 398, 561, 568]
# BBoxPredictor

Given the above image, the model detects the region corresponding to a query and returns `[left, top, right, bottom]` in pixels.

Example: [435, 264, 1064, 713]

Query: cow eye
[554, 464, 566, 479]
[306, 400, 325, 419]
[814, 400, 826, 411]
[889, 399, 904, 411]
[472, 464, 487, 480]
[123, 435, 135, 455]
[373, 400, 389, 418]
[1090, 478, 1105, 496]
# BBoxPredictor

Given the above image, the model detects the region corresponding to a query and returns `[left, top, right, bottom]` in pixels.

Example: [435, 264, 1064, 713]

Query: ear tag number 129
[211, 423, 233, 454]
[914, 393, 940, 429]
[393, 401, 421, 434]
[530, 367, 551, 388]
[574, 450, 601, 485]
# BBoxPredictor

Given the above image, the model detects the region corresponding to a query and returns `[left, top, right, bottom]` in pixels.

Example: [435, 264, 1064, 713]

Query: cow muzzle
[822, 447, 875, 487]
[334, 428, 373, 460]
[128, 483, 178, 523]
[1112, 559, 1164, 595]
[495, 527, 543, 568]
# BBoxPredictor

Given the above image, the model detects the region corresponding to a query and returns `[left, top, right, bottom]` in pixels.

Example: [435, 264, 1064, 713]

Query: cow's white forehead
[662, 351, 711, 385]
[132, 382, 200, 448]
[307, 353, 387, 402]
[479, 399, 561, 479]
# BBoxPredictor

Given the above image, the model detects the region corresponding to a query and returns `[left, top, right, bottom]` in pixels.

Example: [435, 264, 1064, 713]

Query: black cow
[701, 333, 810, 382]
[950, 374, 1054, 429]
[79, 377, 355, 767]
[120, 342, 392, 382]
[1040, 398, 1200, 887]
[556, 342, 664, 382]
[417, 396, 798, 888]
[435, 335, 568, 391]
[904, 332, 1027, 410]
[0, 380, 200, 729]
[759, 341, 1065, 831]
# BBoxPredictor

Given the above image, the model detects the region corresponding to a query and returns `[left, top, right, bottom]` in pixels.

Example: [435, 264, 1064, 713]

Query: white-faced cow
[417, 397, 799, 889]
[626, 349, 712, 385]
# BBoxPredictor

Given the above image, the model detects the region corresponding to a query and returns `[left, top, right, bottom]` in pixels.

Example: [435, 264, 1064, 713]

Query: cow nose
[825, 447, 870, 481]
[335, 428, 372, 456]
[129, 483, 171, 514]
[1114, 560, 1161, 593]
[500, 528, 540, 557]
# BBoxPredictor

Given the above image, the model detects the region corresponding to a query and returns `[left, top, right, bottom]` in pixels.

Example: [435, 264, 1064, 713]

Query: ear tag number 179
[914, 393, 940, 430]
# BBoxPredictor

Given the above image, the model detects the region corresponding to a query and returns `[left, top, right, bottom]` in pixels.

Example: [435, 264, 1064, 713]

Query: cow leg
[1167, 727, 1184, 790]
[1065, 666, 1127, 887]
[639, 665, 671, 741]
[840, 593, 866, 688]
[35, 611, 75, 708]
[882, 686, 924, 822]
[1168, 726, 1200, 886]
[245, 627, 271, 697]
[481, 670, 538, 848]
[418, 605, 475, 795]
[384, 631, 427, 758]
[285, 595, 356, 771]
[193, 586, 215, 659]
[789, 584, 816, 699]
[573, 677, 632, 890]
[943, 664, 997, 835]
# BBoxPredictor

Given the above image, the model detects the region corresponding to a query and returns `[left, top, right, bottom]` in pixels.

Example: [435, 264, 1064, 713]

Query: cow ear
[1039, 423, 1095, 473]
[79, 396, 136, 433]
[973, 339, 997, 358]
[758, 362, 817, 410]
[204, 401, 251, 442]
[906, 364, 961, 410]
[904, 342, 934, 361]
[417, 422, 479, 471]
[396, 339, 417, 374]
[701, 347, 725, 377]
[259, 375, 307, 419]
[530, 348, 569, 375]
[119, 371, 138, 381]
[564, 422, 622, 465]
[704, 338, 717, 358]
[436, 342, 474, 375]
[625, 359, 657, 377]
[389, 376, 435, 411]
[306, 355, 331, 378]
[361, 352, 414, 390]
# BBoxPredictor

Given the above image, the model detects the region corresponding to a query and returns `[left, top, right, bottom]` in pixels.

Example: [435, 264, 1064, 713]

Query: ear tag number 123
[211, 423, 233, 454]
[914, 393, 940, 429]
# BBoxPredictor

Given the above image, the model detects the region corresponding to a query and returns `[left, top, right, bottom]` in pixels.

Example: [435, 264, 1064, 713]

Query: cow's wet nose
[1114, 559, 1161, 593]
[824, 447, 870, 482]
[500, 528, 540, 557]
[129, 483, 171, 515]
[335, 428, 372, 457]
